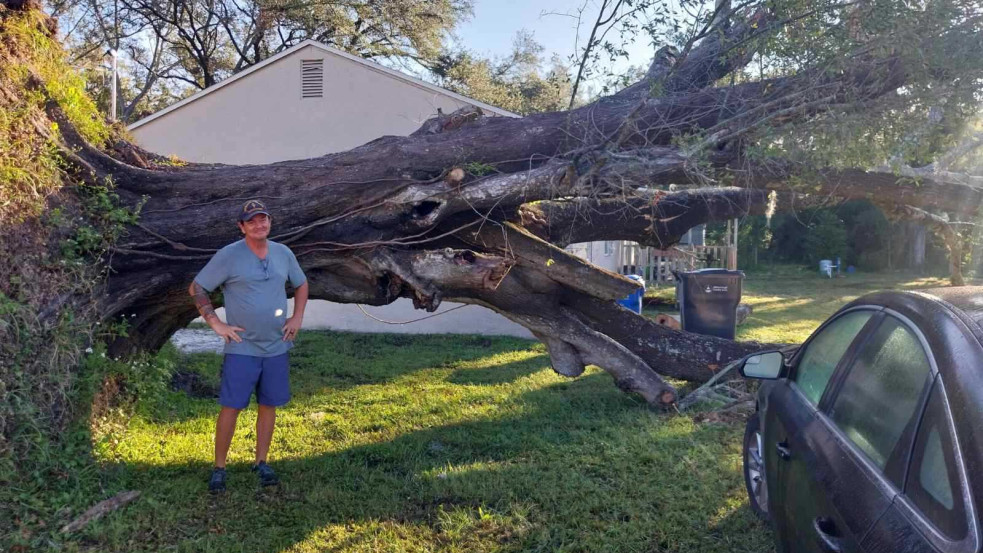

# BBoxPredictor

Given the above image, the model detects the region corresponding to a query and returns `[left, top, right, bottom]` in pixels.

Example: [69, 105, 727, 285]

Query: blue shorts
[219, 353, 290, 409]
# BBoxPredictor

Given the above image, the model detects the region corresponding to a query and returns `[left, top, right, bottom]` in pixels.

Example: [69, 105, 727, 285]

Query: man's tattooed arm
[189, 281, 219, 323]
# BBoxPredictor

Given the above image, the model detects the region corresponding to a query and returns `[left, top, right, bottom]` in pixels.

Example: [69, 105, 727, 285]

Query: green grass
[23, 334, 769, 553]
[13, 266, 967, 553]
[646, 265, 957, 344]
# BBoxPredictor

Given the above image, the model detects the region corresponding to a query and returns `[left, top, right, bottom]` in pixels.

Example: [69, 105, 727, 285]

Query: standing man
[189, 200, 308, 493]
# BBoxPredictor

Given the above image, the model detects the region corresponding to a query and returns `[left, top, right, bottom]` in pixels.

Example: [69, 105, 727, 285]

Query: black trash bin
[674, 269, 744, 339]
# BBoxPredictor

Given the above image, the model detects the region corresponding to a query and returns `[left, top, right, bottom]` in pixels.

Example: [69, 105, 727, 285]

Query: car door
[763, 308, 878, 552]
[861, 376, 980, 553]
[796, 313, 936, 552]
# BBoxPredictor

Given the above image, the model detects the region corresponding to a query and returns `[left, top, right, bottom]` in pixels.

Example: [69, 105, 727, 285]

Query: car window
[829, 317, 932, 476]
[921, 429, 953, 508]
[905, 379, 967, 540]
[794, 310, 873, 405]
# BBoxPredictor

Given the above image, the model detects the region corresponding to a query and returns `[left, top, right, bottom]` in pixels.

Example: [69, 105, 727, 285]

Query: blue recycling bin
[617, 275, 645, 314]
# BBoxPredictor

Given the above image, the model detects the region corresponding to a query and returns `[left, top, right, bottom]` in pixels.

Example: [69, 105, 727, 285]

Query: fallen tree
[4, 0, 983, 414]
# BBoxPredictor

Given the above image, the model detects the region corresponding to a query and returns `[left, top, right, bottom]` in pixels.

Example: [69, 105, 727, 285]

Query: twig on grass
[60, 490, 141, 534]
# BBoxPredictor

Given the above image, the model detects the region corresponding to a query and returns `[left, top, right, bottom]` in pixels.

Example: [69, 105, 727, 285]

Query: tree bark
[14, 2, 983, 408]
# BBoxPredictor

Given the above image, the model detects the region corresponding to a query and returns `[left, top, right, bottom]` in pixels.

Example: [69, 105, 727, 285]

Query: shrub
[801, 210, 848, 264]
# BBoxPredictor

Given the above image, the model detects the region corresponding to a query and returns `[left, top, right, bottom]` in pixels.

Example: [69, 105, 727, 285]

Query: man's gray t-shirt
[194, 239, 307, 357]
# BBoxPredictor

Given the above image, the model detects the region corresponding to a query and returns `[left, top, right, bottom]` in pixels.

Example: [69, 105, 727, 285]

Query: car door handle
[775, 441, 791, 460]
[813, 517, 845, 553]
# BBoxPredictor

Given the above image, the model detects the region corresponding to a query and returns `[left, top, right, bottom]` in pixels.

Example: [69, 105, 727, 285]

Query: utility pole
[107, 48, 118, 121]
[713, 0, 730, 26]
[109, 0, 119, 121]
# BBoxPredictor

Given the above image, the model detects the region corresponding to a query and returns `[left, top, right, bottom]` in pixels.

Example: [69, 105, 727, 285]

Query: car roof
[916, 286, 983, 340]
[841, 286, 983, 380]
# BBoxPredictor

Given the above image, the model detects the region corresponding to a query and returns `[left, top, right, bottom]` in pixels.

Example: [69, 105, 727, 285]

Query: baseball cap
[238, 199, 271, 222]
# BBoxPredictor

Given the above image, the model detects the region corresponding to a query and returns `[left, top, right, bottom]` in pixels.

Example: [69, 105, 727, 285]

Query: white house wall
[566, 241, 622, 275]
[201, 299, 535, 339]
[130, 45, 475, 164]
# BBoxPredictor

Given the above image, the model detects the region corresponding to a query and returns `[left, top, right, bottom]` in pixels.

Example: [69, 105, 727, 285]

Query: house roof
[127, 39, 519, 131]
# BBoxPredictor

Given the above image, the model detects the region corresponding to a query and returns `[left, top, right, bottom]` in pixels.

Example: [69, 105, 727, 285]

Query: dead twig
[60, 490, 141, 534]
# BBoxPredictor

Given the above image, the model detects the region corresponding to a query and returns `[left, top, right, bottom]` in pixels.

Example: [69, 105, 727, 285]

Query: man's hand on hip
[209, 320, 245, 343]
[282, 316, 302, 341]
[190, 282, 243, 343]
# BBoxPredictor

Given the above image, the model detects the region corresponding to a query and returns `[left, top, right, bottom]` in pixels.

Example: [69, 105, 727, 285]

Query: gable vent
[301, 59, 324, 98]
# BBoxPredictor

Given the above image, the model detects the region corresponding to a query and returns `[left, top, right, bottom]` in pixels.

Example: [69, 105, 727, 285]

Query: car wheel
[743, 413, 770, 521]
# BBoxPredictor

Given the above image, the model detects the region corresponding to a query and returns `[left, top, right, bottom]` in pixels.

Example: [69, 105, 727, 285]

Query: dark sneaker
[252, 461, 279, 487]
[208, 467, 227, 494]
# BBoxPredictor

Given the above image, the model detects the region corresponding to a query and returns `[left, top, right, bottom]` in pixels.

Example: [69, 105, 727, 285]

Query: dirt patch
[170, 370, 218, 399]
[90, 375, 127, 423]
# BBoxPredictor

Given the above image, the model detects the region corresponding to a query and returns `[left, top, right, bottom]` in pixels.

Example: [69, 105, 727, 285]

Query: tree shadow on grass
[153, 332, 543, 424]
[66, 374, 774, 553]
[442, 354, 550, 386]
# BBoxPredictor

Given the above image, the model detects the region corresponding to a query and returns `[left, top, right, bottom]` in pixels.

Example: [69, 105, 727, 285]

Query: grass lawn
[646, 265, 956, 344]
[18, 267, 963, 552]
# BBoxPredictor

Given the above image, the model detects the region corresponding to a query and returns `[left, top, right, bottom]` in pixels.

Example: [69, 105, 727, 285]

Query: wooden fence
[620, 244, 735, 286]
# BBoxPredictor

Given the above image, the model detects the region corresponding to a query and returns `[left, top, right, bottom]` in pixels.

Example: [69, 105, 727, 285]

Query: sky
[451, 0, 659, 94]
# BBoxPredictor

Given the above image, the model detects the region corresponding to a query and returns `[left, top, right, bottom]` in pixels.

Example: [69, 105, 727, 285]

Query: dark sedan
[739, 287, 982, 553]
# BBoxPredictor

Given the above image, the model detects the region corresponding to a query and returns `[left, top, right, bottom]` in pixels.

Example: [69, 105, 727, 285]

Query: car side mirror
[739, 350, 785, 380]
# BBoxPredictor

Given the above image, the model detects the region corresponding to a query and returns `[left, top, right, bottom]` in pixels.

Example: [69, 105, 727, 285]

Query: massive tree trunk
[17, 1, 983, 407]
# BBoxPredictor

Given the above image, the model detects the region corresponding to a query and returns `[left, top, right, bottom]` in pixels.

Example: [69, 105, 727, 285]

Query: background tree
[432, 30, 577, 115]
[50, 0, 473, 121]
